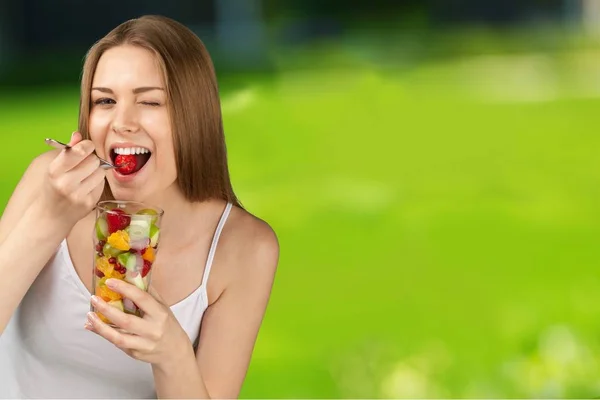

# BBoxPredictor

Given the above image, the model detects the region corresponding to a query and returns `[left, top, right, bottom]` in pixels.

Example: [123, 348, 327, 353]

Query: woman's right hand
[40, 132, 107, 226]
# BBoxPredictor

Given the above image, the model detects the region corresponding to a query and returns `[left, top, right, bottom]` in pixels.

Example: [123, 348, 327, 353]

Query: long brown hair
[78, 15, 241, 207]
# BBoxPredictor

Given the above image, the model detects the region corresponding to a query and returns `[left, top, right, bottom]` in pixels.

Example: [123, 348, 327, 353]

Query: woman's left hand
[86, 278, 192, 368]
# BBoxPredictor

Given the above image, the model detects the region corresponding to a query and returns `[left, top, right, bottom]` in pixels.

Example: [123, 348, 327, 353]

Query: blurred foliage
[2, 14, 600, 399]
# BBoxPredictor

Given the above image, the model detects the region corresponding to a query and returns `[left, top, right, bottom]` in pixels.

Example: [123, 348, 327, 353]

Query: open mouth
[110, 147, 152, 176]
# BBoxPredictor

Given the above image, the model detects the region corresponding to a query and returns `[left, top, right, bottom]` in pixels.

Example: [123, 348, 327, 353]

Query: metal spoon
[45, 138, 117, 169]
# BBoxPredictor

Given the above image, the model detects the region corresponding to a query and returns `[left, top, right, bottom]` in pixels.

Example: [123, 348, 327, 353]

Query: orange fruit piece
[107, 230, 130, 251]
[142, 246, 155, 262]
[96, 256, 114, 277]
[96, 311, 111, 324]
[110, 269, 125, 280]
[95, 285, 122, 302]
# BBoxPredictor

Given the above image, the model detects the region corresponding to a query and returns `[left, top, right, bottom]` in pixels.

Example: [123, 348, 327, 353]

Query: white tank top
[0, 203, 233, 398]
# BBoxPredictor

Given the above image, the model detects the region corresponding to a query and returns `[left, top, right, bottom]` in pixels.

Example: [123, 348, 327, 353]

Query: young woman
[0, 15, 279, 398]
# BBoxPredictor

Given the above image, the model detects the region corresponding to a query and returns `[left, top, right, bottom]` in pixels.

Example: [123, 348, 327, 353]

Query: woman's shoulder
[218, 204, 279, 281]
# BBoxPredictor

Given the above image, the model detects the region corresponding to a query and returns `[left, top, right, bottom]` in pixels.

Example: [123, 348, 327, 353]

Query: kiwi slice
[117, 253, 138, 271]
[95, 217, 109, 240]
[103, 243, 123, 258]
[136, 208, 159, 224]
[149, 224, 160, 247]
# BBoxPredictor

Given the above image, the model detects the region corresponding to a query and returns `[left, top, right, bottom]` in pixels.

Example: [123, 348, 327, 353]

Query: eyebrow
[92, 87, 165, 94]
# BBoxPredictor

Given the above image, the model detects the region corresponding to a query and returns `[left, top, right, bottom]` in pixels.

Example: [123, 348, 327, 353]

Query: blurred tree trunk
[215, 0, 270, 71]
[582, 0, 600, 35]
[563, 0, 581, 23]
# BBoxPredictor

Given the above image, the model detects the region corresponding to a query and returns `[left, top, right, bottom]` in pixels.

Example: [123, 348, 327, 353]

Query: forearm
[152, 344, 210, 399]
[0, 201, 71, 334]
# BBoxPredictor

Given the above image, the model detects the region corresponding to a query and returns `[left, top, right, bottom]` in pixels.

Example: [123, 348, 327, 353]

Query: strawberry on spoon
[114, 154, 137, 175]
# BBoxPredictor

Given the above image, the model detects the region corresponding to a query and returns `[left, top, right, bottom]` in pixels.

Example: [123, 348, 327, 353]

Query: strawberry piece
[106, 209, 130, 233]
[115, 154, 137, 175]
[141, 260, 152, 277]
[95, 268, 105, 278]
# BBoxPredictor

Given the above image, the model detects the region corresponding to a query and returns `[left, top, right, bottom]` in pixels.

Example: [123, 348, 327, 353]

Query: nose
[111, 102, 139, 134]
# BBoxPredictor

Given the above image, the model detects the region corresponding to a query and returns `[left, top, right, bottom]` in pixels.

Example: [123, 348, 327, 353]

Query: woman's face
[89, 44, 177, 202]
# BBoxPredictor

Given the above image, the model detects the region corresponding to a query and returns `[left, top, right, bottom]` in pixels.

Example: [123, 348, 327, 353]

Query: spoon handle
[44, 138, 116, 169]
[45, 138, 70, 150]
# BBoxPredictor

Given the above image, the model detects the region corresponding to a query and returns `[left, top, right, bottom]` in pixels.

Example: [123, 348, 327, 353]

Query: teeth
[113, 147, 150, 155]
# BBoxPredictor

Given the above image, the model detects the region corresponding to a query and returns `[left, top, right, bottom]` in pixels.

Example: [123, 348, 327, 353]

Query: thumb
[68, 131, 83, 147]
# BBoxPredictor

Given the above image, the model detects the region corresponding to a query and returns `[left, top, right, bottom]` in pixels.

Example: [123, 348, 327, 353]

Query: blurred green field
[2, 31, 600, 398]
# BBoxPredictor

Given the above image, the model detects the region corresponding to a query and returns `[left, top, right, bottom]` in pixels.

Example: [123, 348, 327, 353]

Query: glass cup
[91, 200, 164, 325]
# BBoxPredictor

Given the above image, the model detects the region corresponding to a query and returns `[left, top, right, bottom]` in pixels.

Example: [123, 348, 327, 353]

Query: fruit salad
[91, 201, 163, 325]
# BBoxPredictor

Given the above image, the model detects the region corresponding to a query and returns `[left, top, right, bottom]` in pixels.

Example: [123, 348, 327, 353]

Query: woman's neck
[141, 184, 224, 248]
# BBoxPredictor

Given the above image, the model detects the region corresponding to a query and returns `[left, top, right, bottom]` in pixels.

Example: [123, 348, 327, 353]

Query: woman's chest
[67, 218, 211, 307]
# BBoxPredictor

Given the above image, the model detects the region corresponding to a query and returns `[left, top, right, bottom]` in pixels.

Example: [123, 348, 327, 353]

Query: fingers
[49, 153, 102, 200]
[68, 131, 83, 147]
[90, 295, 150, 336]
[68, 152, 102, 182]
[43, 132, 105, 218]
[80, 166, 107, 195]
[106, 279, 162, 316]
[51, 138, 97, 173]
[49, 130, 104, 194]
[86, 311, 153, 351]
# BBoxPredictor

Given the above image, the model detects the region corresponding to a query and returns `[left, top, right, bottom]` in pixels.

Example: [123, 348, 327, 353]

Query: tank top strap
[201, 202, 233, 288]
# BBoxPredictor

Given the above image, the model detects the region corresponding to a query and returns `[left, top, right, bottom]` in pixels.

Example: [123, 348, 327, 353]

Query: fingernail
[91, 295, 99, 305]
[84, 322, 92, 330]
[106, 279, 117, 288]
[71, 131, 77, 139]
[87, 312, 98, 322]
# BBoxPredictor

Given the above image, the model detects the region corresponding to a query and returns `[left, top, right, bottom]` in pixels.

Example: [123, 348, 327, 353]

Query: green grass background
[2, 28, 600, 398]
